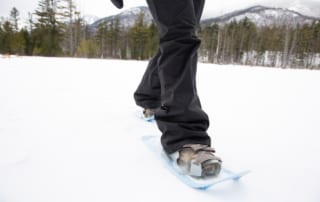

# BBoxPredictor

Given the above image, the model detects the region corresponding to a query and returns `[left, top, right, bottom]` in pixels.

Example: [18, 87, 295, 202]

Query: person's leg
[134, 50, 161, 109]
[145, 0, 210, 154]
[194, 0, 205, 25]
[133, 0, 204, 110]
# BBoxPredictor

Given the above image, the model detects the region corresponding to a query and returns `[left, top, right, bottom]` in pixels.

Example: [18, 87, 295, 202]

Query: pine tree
[146, 21, 158, 58]
[34, 0, 64, 56]
[0, 21, 4, 53]
[96, 22, 107, 58]
[60, 0, 77, 56]
[73, 12, 86, 57]
[10, 7, 19, 32]
[0, 20, 3, 53]
[128, 12, 149, 60]
[0, 21, 14, 54]
[11, 29, 26, 55]
[76, 39, 97, 58]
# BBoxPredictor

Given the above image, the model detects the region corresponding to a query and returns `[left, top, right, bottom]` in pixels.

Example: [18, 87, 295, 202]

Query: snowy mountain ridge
[89, 5, 320, 31]
[83, 15, 99, 25]
[201, 5, 320, 27]
[90, 6, 152, 31]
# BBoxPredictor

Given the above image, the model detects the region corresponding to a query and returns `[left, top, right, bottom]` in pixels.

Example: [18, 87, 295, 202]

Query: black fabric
[111, 0, 123, 9]
[134, 0, 210, 154]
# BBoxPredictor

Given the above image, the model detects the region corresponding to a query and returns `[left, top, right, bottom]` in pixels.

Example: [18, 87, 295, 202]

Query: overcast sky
[0, 0, 319, 24]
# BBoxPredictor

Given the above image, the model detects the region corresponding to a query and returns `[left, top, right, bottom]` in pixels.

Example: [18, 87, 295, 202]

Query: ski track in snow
[0, 56, 320, 202]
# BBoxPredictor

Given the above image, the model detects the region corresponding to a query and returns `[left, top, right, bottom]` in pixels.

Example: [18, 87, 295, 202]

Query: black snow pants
[134, 0, 211, 154]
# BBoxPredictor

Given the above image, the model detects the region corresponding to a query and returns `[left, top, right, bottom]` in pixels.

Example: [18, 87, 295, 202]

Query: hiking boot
[170, 144, 222, 178]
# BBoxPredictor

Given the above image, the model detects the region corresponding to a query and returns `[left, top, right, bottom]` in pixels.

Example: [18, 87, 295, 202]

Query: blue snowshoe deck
[142, 136, 250, 190]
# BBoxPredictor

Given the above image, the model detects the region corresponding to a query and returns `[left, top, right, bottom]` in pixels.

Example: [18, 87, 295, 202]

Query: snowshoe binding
[170, 144, 222, 178]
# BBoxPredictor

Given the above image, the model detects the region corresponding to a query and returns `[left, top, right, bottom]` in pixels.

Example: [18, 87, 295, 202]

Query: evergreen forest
[1, 0, 319, 69]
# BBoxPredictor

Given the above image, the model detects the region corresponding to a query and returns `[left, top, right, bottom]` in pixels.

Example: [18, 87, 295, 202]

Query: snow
[0, 56, 320, 202]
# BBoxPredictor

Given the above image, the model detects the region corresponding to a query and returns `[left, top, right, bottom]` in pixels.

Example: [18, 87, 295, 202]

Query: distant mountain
[83, 15, 100, 25]
[90, 6, 152, 31]
[201, 5, 320, 27]
[89, 5, 320, 32]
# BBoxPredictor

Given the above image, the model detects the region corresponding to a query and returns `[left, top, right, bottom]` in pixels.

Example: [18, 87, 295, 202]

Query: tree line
[88, 12, 158, 60]
[0, 0, 90, 57]
[0, 0, 158, 60]
[198, 18, 320, 69]
[0, 0, 319, 69]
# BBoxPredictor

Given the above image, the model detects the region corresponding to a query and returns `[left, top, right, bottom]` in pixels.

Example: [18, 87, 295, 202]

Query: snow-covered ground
[0, 56, 319, 202]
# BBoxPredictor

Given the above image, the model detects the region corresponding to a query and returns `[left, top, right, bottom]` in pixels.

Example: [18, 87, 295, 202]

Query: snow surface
[0, 56, 320, 202]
